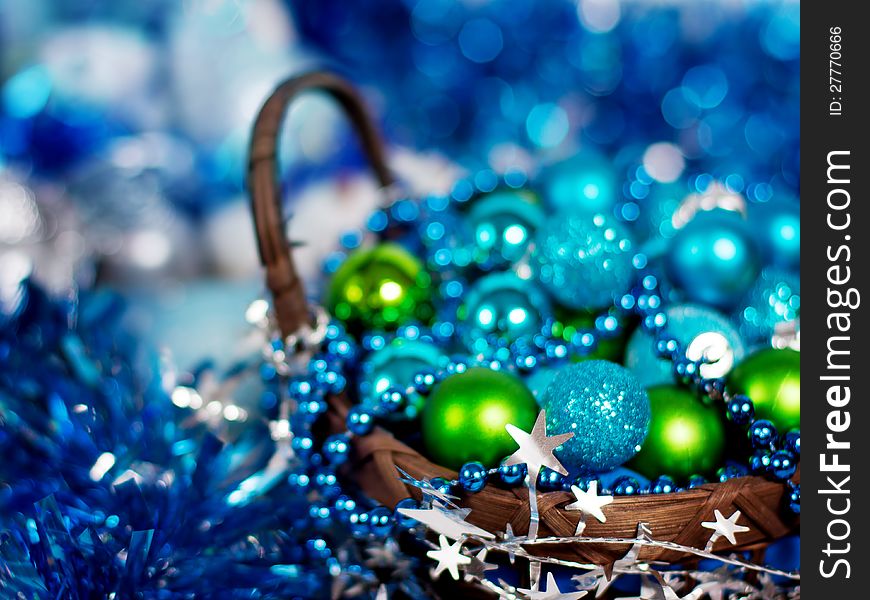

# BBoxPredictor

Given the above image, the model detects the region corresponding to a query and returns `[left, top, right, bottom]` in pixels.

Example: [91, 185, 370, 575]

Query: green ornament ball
[728, 348, 800, 431]
[631, 385, 726, 481]
[421, 367, 538, 470]
[550, 308, 627, 363]
[327, 243, 434, 330]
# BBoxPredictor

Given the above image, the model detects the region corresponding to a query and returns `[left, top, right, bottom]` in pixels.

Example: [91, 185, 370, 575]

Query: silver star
[596, 524, 653, 596]
[701, 509, 750, 546]
[396, 467, 459, 506]
[504, 410, 574, 477]
[564, 481, 613, 534]
[364, 538, 413, 578]
[375, 584, 388, 600]
[397, 506, 495, 540]
[518, 572, 588, 600]
[426, 534, 471, 580]
[501, 523, 523, 564]
[464, 547, 498, 582]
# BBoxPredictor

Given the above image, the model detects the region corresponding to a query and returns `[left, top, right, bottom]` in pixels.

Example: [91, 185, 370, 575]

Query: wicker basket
[247, 71, 800, 566]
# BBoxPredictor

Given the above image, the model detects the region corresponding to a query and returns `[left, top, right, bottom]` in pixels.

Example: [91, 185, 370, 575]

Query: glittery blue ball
[465, 189, 545, 266]
[533, 212, 636, 309]
[499, 460, 527, 486]
[666, 210, 761, 309]
[625, 304, 746, 388]
[459, 272, 551, 348]
[458, 461, 488, 493]
[541, 360, 650, 473]
[734, 268, 800, 345]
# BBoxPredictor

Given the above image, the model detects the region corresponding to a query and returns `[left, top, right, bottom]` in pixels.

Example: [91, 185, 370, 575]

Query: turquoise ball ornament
[735, 269, 800, 345]
[666, 210, 761, 309]
[466, 189, 544, 266]
[750, 199, 800, 270]
[540, 152, 618, 215]
[421, 367, 539, 469]
[533, 211, 636, 309]
[359, 338, 448, 419]
[625, 304, 746, 388]
[458, 272, 551, 349]
[541, 360, 650, 473]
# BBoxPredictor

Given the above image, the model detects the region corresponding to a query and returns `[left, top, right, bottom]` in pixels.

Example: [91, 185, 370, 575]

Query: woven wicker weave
[247, 71, 800, 565]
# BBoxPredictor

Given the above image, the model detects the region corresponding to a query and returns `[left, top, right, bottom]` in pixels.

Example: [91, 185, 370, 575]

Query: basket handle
[248, 71, 393, 338]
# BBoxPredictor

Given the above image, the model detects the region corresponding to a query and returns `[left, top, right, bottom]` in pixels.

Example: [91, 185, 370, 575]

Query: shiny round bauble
[465, 188, 544, 266]
[734, 269, 799, 346]
[499, 460, 527, 486]
[327, 243, 434, 330]
[359, 338, 447, 420]
[421, 367, 538, 470]
[458, 272, 551, 349]
[540, 360, 650, 473]
[665, 210, 761, 310]
[458, 461, 488, 493]
[533, 211, 635, 310]
[630, 385, 726, 481]
[728, 348, 800, 431]
[539, 152, 618, 215]
[625, 304, 746, 388]
[750, 199, 800, 270]
[525, 366, 560, 404]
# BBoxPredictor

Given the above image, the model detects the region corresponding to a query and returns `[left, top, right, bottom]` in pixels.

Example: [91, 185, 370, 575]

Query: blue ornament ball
[625, 304, 746, 388]
[734, 268, 800, 345]
[533, 211, 636, 309]
[540, 152, 618, 215]
[465, 188, 544, 266]
[499, 460, 527, 486]
[748, 419, 778, 449]
[458, 461, 488, 493]
[541, 360, 650, 473]
[359, 338, 448, 419]
[750, 199, 800, 270]
[665, 210, 761, 309]
[459, 272, 551, 348]
[769, 450, 797, 481]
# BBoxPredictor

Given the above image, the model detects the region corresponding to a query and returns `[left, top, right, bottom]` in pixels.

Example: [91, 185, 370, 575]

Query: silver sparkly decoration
[518, 572, 588, 600]
[426, 534, 471, 580]
[397, 505, 494, 541]
[564, 481, 614, 535]
[701, 510, 750, 549]
[464, 547, 498, 582]
[505, 409, 573, 541]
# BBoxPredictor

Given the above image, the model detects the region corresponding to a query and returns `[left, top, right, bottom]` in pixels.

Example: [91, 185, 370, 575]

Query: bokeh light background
[0, 0, 799, 367]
